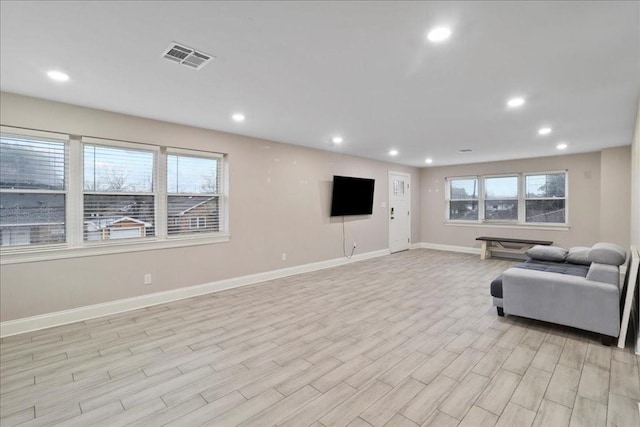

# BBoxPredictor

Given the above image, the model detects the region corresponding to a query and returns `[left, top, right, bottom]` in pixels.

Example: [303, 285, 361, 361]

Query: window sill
[0, 233, 231, 265]
[444, 221, 570, 231]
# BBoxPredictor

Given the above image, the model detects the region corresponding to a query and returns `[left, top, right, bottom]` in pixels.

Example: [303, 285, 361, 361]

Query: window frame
[523, 171, 568, 225]
[165, 147, 224, 239]
[0, 127, 229, 265]
[446, 176, 481, 223]
[445, 170, 568, 228]
[81, 137, 159, 246]
[483, 174, 520, 223]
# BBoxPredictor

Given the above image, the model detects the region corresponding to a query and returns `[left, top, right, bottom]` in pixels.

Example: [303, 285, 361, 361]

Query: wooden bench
[476, 236, 553, 260]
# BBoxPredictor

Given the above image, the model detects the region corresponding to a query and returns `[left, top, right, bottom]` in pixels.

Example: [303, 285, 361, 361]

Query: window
[83, 142, 156, 241]
[446, 171, 567, 226]
[167, 152, 221, 235]
[0, 132, 67, 247]
[0, 126, 228, 262]
[448, 178, 479, 220]
[190, 217, 206, 229]
[484, 176, 518, 221]
[525, 173, 566, 223]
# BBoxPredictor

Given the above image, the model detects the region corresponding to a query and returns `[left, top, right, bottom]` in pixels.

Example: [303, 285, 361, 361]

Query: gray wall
[420, 149, 631, 250]
[600, 146, 631, 248]
[0, 93, 421, 321]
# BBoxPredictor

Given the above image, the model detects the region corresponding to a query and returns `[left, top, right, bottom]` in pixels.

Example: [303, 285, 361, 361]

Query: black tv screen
[330, 175, 375, 216]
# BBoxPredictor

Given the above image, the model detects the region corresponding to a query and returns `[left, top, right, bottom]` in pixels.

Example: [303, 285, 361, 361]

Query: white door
[389, 171, 411, 253]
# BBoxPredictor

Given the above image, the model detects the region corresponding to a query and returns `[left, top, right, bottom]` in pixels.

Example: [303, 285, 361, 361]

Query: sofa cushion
[526, 245, 568, 262]
[588, 243, 626, 266]
[566, 246, 592, 266]
[490, 260, 589, 299]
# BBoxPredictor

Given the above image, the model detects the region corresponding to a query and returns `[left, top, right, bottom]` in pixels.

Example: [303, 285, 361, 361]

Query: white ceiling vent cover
[162, 42, 214, 70]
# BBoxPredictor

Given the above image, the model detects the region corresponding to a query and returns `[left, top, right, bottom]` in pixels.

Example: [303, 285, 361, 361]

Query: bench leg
[480, 241, 490, 260]
[496, 307, 504, 317]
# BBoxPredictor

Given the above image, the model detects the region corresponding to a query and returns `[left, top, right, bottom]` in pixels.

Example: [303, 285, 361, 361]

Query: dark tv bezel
[330, 175, 375, 217]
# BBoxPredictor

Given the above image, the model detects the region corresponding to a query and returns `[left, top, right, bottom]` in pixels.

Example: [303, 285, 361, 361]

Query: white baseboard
[0, 248, 390, 338]
[418, 242, 481, 255]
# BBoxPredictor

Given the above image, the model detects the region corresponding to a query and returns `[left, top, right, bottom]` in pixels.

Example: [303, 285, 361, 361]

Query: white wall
[0, 93, 421, 322]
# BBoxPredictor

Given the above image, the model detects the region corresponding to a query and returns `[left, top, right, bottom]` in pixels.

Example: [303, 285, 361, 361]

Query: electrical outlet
[282, 253, 287, 261]
[144, 274, 152, 285]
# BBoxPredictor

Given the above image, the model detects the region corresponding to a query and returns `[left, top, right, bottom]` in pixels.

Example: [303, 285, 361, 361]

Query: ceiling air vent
[162, 42, 214, 70]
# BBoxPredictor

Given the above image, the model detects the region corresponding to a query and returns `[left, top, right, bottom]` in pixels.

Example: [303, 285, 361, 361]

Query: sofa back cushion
[586, 262, 620, 287]
[566, 247, 592, 266]
[588, 243, 626, 266]
[526, 245, 568, 262]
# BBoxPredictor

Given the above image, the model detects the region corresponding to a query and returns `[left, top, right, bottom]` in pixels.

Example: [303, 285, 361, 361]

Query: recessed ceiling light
[506, 97, 525, 108]
[427, 27, 452, 43]
[232, 113, 245, 122]
[332, 136, 343, 144]
[425, 158, 433, 164]
[389, 149, 399, 156]
[557, 142, 568, 150]
[47, 70, 69, 82]
[538, 127, 552, 135]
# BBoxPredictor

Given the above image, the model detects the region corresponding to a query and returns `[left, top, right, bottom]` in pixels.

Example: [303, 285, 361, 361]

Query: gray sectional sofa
[491, 243, 627, 344]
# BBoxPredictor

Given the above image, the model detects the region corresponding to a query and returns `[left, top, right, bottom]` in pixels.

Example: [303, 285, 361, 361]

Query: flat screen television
[330, 175, 375, 216]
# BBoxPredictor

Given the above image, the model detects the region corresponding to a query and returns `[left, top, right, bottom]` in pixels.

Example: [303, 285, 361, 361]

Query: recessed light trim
[557, 143, 568, 150]
[507, 97, 525, 108]
[47, 70, 69, 82]
[427, 27, 452, 43]
[389, 149, 399, 156]
[232, 113, 245, 122]
[425, 158, 433, 164]
[538, 127, 552, 135]
[332, 136, 343, 144]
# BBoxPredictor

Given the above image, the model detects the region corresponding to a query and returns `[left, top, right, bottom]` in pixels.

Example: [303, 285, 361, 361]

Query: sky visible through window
[167, 154, 218, 194]
[84, 145, 153, 192]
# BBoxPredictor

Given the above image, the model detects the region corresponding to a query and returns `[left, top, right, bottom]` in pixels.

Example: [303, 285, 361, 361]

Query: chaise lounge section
[491, 243, 627, 344]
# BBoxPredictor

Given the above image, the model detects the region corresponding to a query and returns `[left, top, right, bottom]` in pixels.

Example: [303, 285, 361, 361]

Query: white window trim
[0, 126, 230, 265]
[445, 170, 569, 228]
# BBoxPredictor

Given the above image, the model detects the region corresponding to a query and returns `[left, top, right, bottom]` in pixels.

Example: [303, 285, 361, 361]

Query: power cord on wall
[342, 216, 356, 259]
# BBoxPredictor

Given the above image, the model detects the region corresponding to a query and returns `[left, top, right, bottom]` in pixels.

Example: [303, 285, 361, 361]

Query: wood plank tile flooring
[1, 249, 639, 426]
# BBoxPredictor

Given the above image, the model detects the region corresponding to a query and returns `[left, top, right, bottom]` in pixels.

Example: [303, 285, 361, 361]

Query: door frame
[388, 171, 411, 253]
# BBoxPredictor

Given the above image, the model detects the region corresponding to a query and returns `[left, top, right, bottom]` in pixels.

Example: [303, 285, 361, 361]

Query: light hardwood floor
[1, 249, 639, 426]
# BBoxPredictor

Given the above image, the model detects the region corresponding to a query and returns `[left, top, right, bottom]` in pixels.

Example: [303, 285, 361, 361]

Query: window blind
[0, 133, 67, 247]
[83, 143, 156, 241]
[167, 152, 221, 235]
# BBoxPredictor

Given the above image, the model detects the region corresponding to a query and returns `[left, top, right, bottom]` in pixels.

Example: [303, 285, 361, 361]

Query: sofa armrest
[586, 262, 619, 287]
[502, 267, 620, 337]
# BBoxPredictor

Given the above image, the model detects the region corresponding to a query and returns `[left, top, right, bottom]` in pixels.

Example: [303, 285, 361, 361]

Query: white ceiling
[1, 1, 638, 167]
